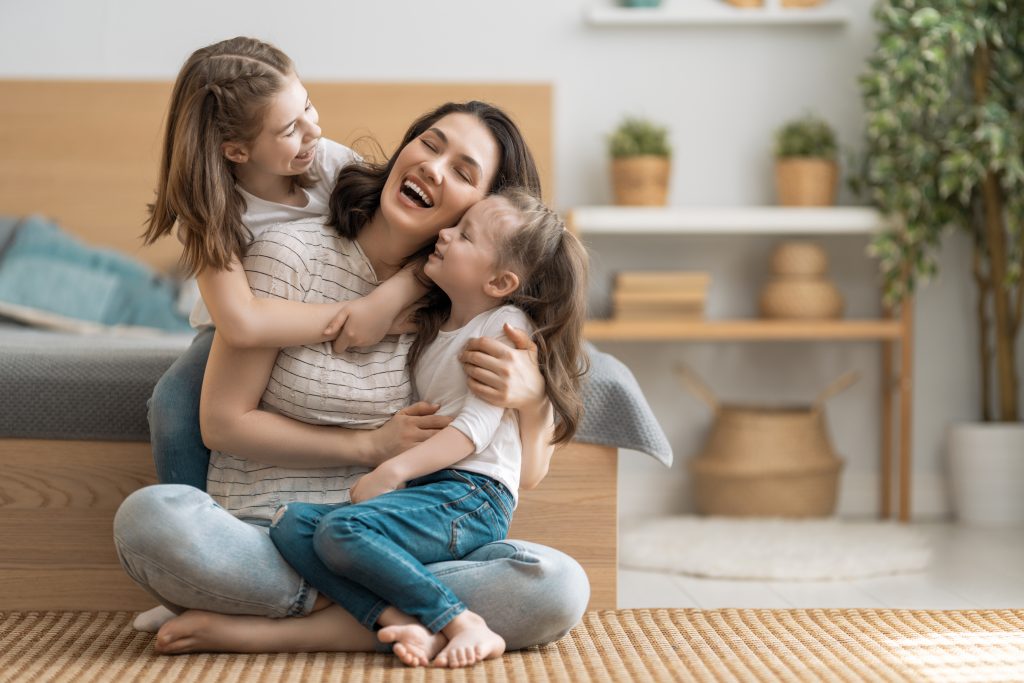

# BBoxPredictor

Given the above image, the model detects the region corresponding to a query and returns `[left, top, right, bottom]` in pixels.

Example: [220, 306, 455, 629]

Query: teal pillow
[0, 215, 191, 332]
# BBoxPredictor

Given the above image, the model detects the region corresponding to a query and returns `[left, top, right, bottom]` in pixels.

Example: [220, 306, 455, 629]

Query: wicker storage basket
[678, 366, 856, 518]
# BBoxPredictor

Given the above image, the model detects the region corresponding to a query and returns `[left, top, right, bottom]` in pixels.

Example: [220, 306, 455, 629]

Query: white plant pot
[948, 422, 1024, 526]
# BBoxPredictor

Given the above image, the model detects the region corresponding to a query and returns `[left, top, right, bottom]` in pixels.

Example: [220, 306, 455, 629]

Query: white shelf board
[569, 206, 892, 235]
[585, 2, 850, 27]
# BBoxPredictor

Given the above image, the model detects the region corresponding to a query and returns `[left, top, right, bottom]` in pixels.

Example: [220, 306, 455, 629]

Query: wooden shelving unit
[574, 206, 915, 521]
[584, 318, 903, 341]
[584, 1, 850, 27]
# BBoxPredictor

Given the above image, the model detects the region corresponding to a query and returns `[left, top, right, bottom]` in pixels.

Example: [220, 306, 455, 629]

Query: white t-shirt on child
[188, 137, 360, 329]
[413, 305, 533, 505]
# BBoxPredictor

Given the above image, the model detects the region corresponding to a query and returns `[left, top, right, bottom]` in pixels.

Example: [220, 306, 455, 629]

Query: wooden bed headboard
[0, 81, 553, 273]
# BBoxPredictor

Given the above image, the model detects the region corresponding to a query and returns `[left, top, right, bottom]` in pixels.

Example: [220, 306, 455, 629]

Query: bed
[0, 81, 624, 613]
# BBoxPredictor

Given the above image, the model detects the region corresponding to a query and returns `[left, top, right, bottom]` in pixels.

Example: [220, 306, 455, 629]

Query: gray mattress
[0, 324, 672, 464]
[0, 323, 192, 441]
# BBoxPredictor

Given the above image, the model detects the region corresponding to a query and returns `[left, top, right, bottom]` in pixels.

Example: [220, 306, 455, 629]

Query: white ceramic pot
[948, 422, 1024, 526]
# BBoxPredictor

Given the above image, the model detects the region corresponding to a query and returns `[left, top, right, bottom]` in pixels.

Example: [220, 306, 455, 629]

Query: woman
[113, 101, 589, 656]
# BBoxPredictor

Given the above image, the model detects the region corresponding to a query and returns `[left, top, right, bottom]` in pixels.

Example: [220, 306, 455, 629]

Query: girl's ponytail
[497, 189, 590, 445]
[144, 37, 304, 275]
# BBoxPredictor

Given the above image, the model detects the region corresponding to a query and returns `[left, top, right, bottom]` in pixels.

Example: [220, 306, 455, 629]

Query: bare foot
[378, 623, 446, 667]
[433, 611, 505, 668]
[153, 606, 379, 655]
[154, 610, 237, 654]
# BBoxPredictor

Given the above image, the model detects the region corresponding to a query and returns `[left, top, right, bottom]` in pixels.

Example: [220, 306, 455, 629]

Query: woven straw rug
[2, 608, 1023, 682]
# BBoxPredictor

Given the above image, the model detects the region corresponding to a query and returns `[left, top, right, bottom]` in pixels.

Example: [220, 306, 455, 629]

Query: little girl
[269, 188, 589, 668]
[144, 36, 423, 493]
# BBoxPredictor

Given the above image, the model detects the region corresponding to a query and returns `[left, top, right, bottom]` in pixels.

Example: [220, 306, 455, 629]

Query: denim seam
[424, 602, 466, 633]
[114, 535, 305, 617]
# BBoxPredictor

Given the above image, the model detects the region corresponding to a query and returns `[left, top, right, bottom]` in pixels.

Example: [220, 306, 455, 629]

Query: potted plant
[774, 114, 839, 206]
[608, 116, 672, 206]
[856, 0, 1024, 524]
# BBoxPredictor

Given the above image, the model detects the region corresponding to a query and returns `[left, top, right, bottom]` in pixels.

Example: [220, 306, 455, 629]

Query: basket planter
[678, 367, 856, 518]
[611, 156, 670, 206]
[775, 157, 837, 206]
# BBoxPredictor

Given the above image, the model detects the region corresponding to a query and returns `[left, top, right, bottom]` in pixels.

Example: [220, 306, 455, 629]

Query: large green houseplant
[857, 0, 1024, 523]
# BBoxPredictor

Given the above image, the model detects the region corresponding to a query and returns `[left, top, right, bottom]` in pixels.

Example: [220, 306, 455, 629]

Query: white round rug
[621, 516, 932, 581]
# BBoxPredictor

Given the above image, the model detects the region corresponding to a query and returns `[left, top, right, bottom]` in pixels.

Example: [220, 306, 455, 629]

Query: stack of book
[612, 271, 710, 322]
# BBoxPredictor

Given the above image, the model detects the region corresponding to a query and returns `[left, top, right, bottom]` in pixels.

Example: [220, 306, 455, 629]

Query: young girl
[268, 188, 589, 668]
[144, 36, 424, 491]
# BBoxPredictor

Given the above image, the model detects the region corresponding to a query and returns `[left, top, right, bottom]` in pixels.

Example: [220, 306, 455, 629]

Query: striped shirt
[206, 217, 414, 522]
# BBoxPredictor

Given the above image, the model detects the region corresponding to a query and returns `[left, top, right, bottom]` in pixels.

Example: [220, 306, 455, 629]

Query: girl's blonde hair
[411, 188, 590, 445]
[144, 37, 314, 275]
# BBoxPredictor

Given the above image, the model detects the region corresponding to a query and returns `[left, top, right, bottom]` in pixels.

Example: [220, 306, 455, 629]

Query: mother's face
[379, 112, 501, 247]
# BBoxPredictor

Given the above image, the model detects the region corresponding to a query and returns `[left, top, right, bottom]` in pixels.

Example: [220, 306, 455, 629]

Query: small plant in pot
[856, 0, 1024, 524]
[608, 116, 672, 206]
[774, 114, 838, 206]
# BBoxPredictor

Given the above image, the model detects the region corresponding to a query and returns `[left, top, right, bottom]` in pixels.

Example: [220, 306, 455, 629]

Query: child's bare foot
[433, 610, 505, 668]
[378, 623, 446, 667]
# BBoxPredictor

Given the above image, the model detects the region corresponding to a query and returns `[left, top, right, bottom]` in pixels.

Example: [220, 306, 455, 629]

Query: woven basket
[775, 158, 837, 207]
[691, 459, 842, 517]
[760, 277, 845, 319]
[770, 241, 828, 277]
[611, 156, 670, 206]
[678, 366, 856, 517]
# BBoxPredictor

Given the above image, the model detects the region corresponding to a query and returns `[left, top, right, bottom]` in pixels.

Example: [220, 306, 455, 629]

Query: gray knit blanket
[0, 326, 671, 466]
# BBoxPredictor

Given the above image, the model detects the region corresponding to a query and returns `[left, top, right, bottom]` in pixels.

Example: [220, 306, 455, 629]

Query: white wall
[2, 0, 1009, 520]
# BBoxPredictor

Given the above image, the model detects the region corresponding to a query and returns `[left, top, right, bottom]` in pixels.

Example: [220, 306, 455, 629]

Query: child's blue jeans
[147, 326, 214, 489]
[270, 469, 515, 633]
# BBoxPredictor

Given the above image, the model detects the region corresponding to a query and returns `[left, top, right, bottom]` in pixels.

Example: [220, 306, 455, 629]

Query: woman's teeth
[402, 179, 433, 208]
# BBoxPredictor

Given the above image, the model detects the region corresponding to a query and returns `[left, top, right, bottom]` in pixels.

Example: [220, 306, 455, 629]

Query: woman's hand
[372, 402, 452, 465]
[350, 467, 404, 504]
[460, 324, 545, 409]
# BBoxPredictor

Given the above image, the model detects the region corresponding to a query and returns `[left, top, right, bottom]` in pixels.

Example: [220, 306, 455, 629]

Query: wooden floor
[620, 522, 1024, 610]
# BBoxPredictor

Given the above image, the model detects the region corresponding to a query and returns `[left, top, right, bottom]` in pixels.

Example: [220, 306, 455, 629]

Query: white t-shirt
[413, 305, 533, 505]
[188, 137, 359, 328]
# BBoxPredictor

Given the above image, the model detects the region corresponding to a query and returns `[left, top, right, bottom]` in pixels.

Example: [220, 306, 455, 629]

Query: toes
[378, 626, 399, 644]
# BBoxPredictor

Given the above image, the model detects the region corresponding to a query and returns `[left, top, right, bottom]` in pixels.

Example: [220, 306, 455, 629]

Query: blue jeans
[148, 326, 214, 489]
[270, 470, 515, 634]
[113, 484, 588, 650]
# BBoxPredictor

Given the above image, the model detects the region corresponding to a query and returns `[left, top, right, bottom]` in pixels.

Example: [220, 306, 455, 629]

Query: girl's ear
[484, 270, 520, 299]
[221, 142, 249, 164]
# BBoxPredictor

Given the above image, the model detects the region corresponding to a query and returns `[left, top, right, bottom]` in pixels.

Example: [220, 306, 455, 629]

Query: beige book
[615, 271, 711, 292]
[614, 307, 705, 322]
[613, 289, 707, 306]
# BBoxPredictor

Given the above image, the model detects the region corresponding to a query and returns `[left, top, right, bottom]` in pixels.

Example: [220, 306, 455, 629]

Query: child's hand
[324, 297, 393, 353]
[350, 467, 403, 504]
